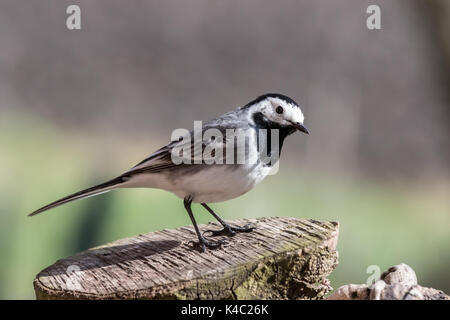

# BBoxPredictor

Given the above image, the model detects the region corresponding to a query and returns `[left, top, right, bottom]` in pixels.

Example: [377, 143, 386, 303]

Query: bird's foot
[188, 237, 225, 252]
[203, 223, 255, 237]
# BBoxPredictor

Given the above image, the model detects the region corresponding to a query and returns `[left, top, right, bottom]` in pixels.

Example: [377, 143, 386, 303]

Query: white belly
[122, 162, 272, 203]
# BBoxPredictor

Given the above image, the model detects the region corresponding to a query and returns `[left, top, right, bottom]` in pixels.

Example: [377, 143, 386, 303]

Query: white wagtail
[29, 93, 309, 251]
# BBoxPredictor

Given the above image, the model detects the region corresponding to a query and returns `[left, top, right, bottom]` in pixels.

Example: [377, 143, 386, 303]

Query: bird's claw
[188, 237, 225, 252]
[203, 223, 255, 237]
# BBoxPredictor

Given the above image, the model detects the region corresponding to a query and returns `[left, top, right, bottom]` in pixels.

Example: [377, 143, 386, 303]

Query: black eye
[276, 106, 284, 114]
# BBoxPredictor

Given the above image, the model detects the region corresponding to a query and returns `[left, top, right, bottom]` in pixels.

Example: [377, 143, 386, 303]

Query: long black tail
[28, 176, 126, 217]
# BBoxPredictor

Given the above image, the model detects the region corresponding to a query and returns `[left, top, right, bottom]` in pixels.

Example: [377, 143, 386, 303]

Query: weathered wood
[34, 217, 339, 300]
[327, 263, 450, 300]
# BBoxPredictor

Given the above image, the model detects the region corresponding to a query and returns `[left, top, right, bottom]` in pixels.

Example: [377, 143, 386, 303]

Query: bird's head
[243, 93, 309, 135]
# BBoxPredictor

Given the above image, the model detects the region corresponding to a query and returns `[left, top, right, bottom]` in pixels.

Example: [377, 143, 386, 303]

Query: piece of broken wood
[33, 217, 339, 300]
[327, 263, 450, 300]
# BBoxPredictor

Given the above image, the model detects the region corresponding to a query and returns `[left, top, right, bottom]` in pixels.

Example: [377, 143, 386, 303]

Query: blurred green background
[0, 0, 449, 299]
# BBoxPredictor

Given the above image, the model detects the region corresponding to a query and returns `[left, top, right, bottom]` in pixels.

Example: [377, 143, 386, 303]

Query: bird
[29, 93, 309, 252]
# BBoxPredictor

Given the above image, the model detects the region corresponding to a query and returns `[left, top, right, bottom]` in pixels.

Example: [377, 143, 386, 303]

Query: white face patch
[249, 97, 304, 126]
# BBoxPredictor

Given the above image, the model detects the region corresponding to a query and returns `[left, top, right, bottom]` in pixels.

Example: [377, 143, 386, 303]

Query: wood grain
[34, 217, 339, 300]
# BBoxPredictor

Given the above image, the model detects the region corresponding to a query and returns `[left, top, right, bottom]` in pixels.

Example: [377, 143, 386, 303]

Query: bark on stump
[33, 217, 339, 300]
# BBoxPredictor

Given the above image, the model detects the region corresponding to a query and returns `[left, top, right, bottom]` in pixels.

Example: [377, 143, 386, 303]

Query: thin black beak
[291, 122, 309, 135]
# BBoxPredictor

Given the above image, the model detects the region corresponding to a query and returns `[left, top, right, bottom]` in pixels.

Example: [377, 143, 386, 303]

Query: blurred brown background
[0, 0, 449, 299]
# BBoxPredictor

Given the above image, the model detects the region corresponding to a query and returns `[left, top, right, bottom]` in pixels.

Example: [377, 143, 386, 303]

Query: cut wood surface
[34, 217, 339, 300]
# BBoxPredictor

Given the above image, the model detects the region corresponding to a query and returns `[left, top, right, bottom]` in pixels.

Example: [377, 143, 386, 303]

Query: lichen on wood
[33, 217, 339, 300]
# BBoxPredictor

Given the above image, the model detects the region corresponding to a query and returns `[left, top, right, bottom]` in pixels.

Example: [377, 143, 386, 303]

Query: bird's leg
[201, 203, 255, 237]
[183, 196, 224, 252]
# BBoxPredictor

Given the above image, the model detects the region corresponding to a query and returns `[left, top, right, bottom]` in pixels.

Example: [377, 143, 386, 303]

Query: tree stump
[33, 217, 339, 300]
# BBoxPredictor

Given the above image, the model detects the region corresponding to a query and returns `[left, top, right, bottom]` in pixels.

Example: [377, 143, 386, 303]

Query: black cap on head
[242, 93, 299, 109]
